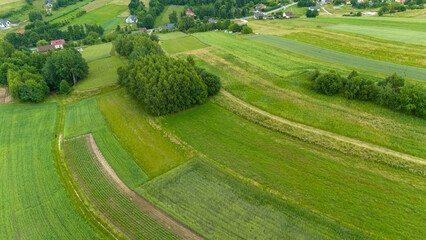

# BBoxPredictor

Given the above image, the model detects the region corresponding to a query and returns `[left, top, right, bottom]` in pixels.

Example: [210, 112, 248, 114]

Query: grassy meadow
[77, 56, 124, 90]
[45, 0, 93, 22]
[154, 5, 184, 27]
[159, 101, 426, 240]
[161, 36, 208, 55]
[71, 4, 127, 27]
[0, 0, 26, 15]
[81, 42, 113, 62]
[0, 104, 96, 239]
[64, 98, 148, 189]
[158, 31, 188, 40]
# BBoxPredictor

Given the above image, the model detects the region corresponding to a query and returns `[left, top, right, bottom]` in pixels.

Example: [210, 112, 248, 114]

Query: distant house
[160, 23, 175, 31]
[325, 0, 333, 4]
[208, 18, 218, 24]
[37, 45, 56, 54]
[15, 30, 24, 34]
[308, 6, 321, 11]
[256, 4, 267, 9]
[249, 8, 256, 12]
[44, 0, 54, 7]
[283, 12, 295, 19]
[362, 11, 377, 15]
[185, 9, 195, 17]
[126, 15, 138, 23]
[254, 12, 265, 19]
[0, 19, 11, 29]
[51, 39, 65, 49]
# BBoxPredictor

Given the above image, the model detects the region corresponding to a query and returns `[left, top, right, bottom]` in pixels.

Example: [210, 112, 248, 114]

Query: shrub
[59, 80, 71, 95]
[200, 70, 221, 96]
[313, 70, 342, 95]
[241, 26, 253, 34]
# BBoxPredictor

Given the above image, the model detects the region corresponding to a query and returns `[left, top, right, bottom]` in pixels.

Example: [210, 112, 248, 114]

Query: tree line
[115, 33, 221, 115]
[309, 70, 425, 118]
[128, 0, 165, 29]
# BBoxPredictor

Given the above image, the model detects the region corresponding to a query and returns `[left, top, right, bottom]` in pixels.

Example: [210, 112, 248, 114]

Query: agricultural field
[154, 5, 185, 27]
[138, 158, 365, 239]
[64, 98, 148, 189]
[77, 56, 125, 90]
[158, 31, 187, 40]
[0, 104, 96, 239]
[159, 101, 426, 240]
[0, 0, 26, 15]
[283, 5, 308, 17]
[70, 4, 127, 28]
[45, 0, 93, 22]
[161, 36, 208, 55]
[81, 42, 113, 62]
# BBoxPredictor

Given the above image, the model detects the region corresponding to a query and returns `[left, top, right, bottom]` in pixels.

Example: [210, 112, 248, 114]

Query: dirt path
[84, 134, 203, 240]
[221, 90, 426, 166]
[0, 88, 13, 105]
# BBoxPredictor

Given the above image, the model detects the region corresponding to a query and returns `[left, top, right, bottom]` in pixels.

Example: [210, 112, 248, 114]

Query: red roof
[138, 28, 147, 32]
[51, 39, 65, 45]
[15, 30, 24, 34]
[186, 9, 195, 16]
[37, 45, 56, 53]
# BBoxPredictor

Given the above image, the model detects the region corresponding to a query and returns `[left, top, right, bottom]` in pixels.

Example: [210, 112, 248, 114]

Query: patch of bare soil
[83, 134, 203, 240]
[0, 88, 13, 105]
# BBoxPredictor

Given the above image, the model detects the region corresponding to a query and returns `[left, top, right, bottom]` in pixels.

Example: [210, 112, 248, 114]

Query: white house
[308, 6, 321, 11]
[44, 0, 54, 8]
[0, 19, 11, 29]
[126, 15, 138, 23]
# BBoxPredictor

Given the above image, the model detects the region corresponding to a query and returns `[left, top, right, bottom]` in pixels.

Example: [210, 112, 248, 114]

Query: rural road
[322, 7, 332, 15]
[235, 2, 298, 20]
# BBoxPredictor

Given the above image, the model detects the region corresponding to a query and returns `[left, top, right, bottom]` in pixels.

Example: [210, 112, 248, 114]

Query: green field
[0, 0, 26, 15]
[77, 56, 124, 90]
[161, 36, 208, 55]
[45, 0, 93, 22]
[138, 158, 366, 239]
[71, 4, 127, 27]
[154, 5, 184, 27]
[159, 101, 426, 240]
[0, 104, 96, 239]
[81, 42, 113, 62]
[64, 136, 180, 239]
[158, 31, 187, 40]
[247, 34, 426, 80]
[64, 98, 148, 189]
[98, 90, 188, 178]
[102, 16, 125, 33]
[325, 24, 426, 44]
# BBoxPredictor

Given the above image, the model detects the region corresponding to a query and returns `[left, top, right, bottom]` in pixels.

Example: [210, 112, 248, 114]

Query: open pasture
[0, 0, 26, 14]
[65, 98, 148, 189]
[81, 42, 113, 61]
[0, 104, 96, 239]
[158, 31, 187, 40]
[325, 24, 426, 44]
[138, 158, 365, 239]
[45, 0, 93, 22]
[154, 5, 184, 27]
[77, 56, 124, 91]
[160, 101, 426, 240]
[248, 34, 426, 80]
[102, 16, 125, 33]
[161, 36, 207, 55]
[71, 4, 127, 27]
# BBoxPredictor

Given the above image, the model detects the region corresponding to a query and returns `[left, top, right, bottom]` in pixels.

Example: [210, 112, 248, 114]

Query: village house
[138, 27, 147, 32]
[37, 45, 56, 54]
[308, 6, 321, 11]
[283, 12, 295, 19]
[0, 19, 11, 29]
[256, 4, 267, 9]
[15, 30, 24, 34]
[126, 15, 138, 23]
[51, 39, 65, 49]
[185, 9, 195, 17]
[160, 23, 175, 31]
[44, 0, 54, 7]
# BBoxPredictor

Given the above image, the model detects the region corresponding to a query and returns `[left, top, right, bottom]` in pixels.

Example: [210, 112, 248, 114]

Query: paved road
[235, 2, 298, 20]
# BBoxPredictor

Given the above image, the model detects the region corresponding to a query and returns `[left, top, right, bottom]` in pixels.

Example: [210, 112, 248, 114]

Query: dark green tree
[169, 10, 178, 23]
[313, 70, 342, 95]
[29, 11, 42, 22]
[59, 79, 71, 95]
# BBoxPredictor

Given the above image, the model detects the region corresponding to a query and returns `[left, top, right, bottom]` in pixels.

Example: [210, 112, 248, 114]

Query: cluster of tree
[177, 17, 252, 34]
[5, 22, 103, 49]
[29, 11, 43, 22]
[115, 33, 221, 115]
[128, 0, 165, 29]
[298, 0, 316, 7]
[310, 70, 425, 118]
[306, 9, 319, 18]
[7, 69, 49, 102]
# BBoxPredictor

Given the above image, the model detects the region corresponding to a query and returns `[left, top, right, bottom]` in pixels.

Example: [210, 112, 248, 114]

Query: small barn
[283, 12, 295, 19]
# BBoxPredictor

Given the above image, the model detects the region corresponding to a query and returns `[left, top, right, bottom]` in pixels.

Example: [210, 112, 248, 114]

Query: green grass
[161, 36, 207, 55]
[71, 4, 127, 27]
[154, 5, 184, 27]
[77, 56, 124, 91]
[325, 24, 426, 44]
[64, 136, 180, 239]
[45, 0, 93, 22]
[50, 8, 85, 24]
[0, 103, 96, 239]
[81, 42, 113, 62]
[191, 32, 426, 159]
[138, 158, 366, 239]
[64, 98, 148, 189]
[160, 101, 426, 240]
[247, 34, 426, 80]
[284, 5, 308, 17]
[102, 16, 125, 33]
[0, 0, 26, 15]
[157, 31, 187, 40]
[98, 89, 188, 178]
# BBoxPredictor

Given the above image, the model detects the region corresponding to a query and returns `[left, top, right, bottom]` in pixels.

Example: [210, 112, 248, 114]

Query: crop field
[77, 56, 124, 91]
[102, 16, 125, 33]
[325, 24, 426, 44]
[158, 31, 187, 40]
[281, 30, 426, 68]
[64, 135, 182, 239]
[50, 9, 86, 24]
[0, 0, 26, 14]
[64, 98, 148, 189]
[81, 42, 113, 62]
[0, 104, 96, 239]
[45, 0, 93, 22]
[154, 5, 184, 27]
[160, 101, 426, 240]
[247, 34, 426, 80]
[71, 4, 127, 27]
[98, 90, 188, 178]
[161, 36, 208, 55]
[138, 158, 365, 239]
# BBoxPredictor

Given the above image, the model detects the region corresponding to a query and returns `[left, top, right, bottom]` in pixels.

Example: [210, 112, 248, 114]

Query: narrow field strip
[64, 134, 203, 240]
[247, 35, 426, 80]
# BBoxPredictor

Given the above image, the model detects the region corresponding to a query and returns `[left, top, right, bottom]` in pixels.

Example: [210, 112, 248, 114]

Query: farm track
[70, 134, 204, 240]
[221, 89, 426, 166]
[0, 87, 13, 104]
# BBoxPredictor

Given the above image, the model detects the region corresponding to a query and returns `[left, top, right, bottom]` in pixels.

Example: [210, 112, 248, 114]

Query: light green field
[161, 36, 207, 55]
[0, 104, 96, 239]
[64, 136, 180, 239]
[160, 101, 426, 240]
[248, 34, 426, 80]
[81, 42, 113, 62]
[154, 5, 184, 27]
[50, 8, 85, 24]
[325, 24, 426, 44]
[189, 33, 426, 159]
[98, 90, 188, 178]
[71, 4, 127, 27]
[102, 16, 125, 33]
[45, 0, 93, 22]
[0, 0, 26, 15]
[158, 31, 187, 40]
[284, 5, 308, 17]
[64, 98, 148, 189]
[77, 56, 124, 91]
[138, 158, 365, 239]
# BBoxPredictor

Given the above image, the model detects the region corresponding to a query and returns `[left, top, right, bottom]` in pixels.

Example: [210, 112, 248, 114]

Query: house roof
[138, 28, 147, 32]
[284, 12, 294, 17]
[0, 19, 11, 25]
[126, 15, 138, 21]
[161, 23, 175, 30]
[37, 45, 56, 53]
[256, 4, 267, 8]
[51, 39, 65, 45]
[186, 9, 195, 15]
[309, 6, 321, 10]
[15, 30, 24, 34]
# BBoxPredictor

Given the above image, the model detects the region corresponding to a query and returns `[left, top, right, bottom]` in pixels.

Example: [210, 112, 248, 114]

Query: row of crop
[51, 9, 86, 25]
[45, 0, 93, 22]
[64, 136, 180, 239]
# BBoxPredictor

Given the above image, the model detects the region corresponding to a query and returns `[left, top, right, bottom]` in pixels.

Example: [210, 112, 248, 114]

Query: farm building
[51, 39, 65, 49]
[308, 6, 321, 11]
[185, 9, 195, 17]
[0, 19, 11, 29]
[256, 4, 267, 9]
[37, 45, 56, 54]
[283, 12, 295, 18]
[126, 15, 138, 23]
[44, 0, 54, 7]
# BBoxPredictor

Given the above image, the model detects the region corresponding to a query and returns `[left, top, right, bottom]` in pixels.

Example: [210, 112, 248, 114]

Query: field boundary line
[216, 90, 425, 174]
